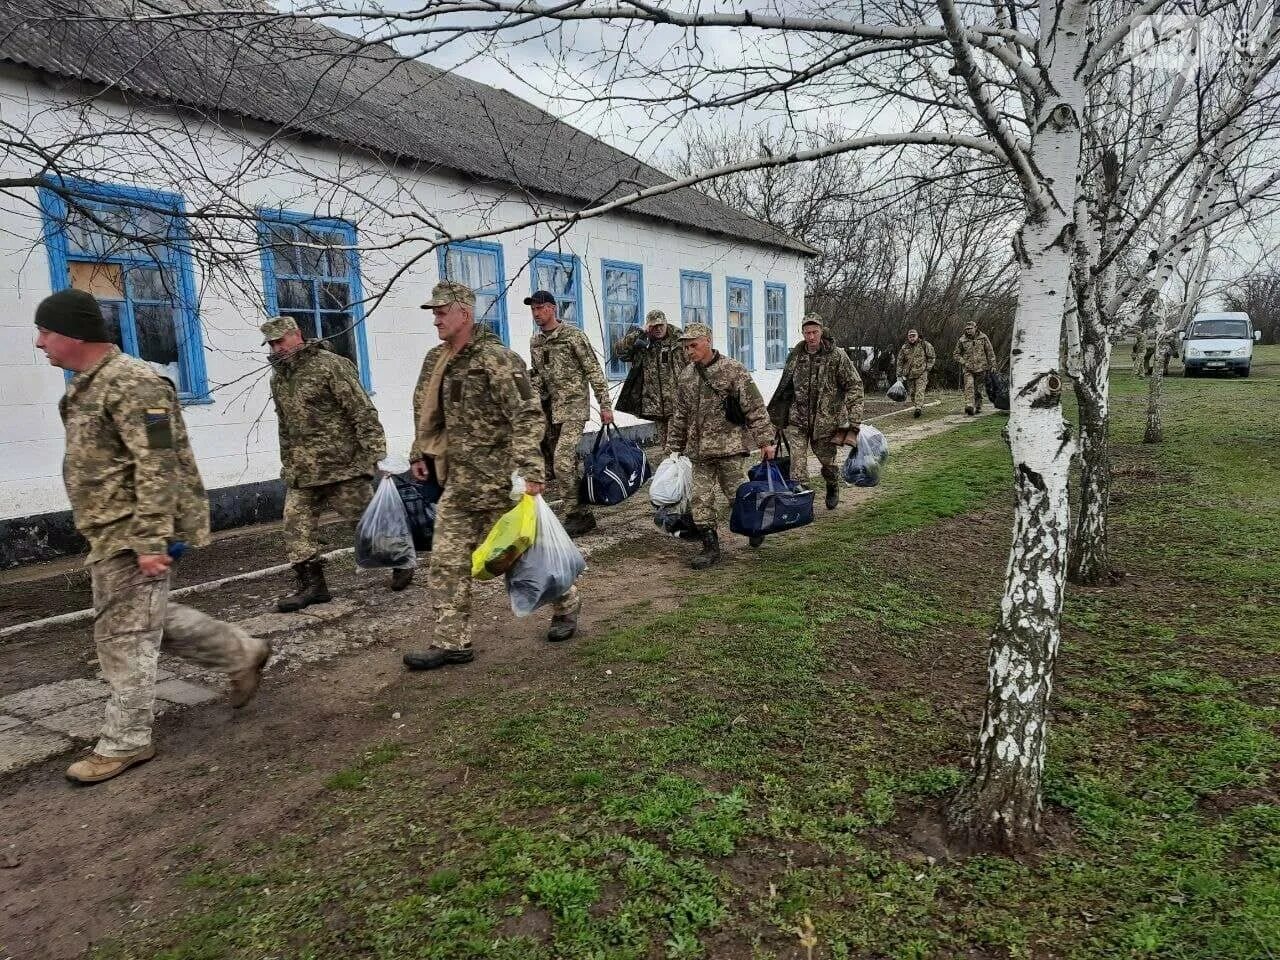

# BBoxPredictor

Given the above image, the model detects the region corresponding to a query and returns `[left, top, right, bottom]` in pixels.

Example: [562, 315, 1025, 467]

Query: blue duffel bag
[580, 424, 652, 506]
[729, 459, 815, 538]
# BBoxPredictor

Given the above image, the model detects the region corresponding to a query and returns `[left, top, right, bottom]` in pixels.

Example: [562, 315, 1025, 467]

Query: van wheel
[1237, 366, 1250, 378]
[1184, 367, 1196, 377]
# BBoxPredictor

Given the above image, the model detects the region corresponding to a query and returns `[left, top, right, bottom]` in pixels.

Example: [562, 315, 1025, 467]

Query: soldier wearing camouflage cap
[403, 281, 581, 671]
[668, 322, 775, 569]
[952, 320, 996, 415]
[612, 307, 685, 450]
[263, 313, 395, 612]
[767, 313, 863, 510]
[34, 289, 269, 785]
[895, 328, 936, 418]
[526, 289, 614, 537]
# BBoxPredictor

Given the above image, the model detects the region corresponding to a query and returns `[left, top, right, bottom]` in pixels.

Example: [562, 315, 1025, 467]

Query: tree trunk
[1143, 342, 1166, 443]
[1069, 343, 1111, 584]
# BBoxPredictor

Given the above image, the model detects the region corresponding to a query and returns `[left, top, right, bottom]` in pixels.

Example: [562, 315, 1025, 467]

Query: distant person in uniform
[953, 321, 996, 415]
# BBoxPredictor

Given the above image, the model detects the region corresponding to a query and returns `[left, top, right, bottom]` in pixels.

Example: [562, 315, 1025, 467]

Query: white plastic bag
[856, 424, 889, 465]
[887, 379, 907, 402]
[649, 453, 693, 507]
[355, 476, 417, 569]
[505, 496, 586, 617]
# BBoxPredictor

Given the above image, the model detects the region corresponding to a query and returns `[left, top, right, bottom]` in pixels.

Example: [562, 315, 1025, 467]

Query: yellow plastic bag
[471, 495, 538, 580]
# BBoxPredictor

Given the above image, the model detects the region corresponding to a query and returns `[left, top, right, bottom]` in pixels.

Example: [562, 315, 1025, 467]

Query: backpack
[730, 459, 815, 538]
[580, 424, 652, 506]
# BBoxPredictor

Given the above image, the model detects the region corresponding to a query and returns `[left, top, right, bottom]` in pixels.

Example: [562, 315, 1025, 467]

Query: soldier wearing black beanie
[33, 288, 109, 342]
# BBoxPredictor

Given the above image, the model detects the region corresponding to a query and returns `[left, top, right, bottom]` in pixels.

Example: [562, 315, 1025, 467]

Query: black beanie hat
[34, 289, 109, 343]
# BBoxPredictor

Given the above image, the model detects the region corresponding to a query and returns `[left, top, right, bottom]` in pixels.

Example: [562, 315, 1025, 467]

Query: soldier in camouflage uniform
[527, 290, 614, 537]
[952, 320, 996, 415]
[895, 328, 936, 418]
[767, 314, 864, 511]
[34, 289, 270, 785]
[612, 308, 685, 449]
[668, 323, 776, 569]
[403, 282, 581, 671]
[263, 316, 397, 613]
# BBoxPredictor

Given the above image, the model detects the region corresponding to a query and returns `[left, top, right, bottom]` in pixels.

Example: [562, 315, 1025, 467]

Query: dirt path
[0, 401, 987, 960]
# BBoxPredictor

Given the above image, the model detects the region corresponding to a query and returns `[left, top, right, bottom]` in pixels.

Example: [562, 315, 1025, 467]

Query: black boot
[691, 529, 721, 570]
[825, 482, 839, 511]
[547, 613, 578, 642]
[277, 559, 331, 613]
[389, 567, 414, 591]
[912, 407, 922, 419]
[563, 510, 598, 538]
[402, 647, 474, 671]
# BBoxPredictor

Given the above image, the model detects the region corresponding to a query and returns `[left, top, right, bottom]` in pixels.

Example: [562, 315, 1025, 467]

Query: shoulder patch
[144, 408, 173, 449]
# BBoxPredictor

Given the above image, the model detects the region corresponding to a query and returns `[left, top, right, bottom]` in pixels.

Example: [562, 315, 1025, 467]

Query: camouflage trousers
[91, 551, 266, 757]
[651, 418, 671, 453]
[690, 455, 747, 531]
[428, 489, 580, 651]
[962, 370, 985, 410]
[543, 418, 589, 519]
[283, 477, 372, 564]
[905, 374, 928, 410]
[783, 426, 838, 487]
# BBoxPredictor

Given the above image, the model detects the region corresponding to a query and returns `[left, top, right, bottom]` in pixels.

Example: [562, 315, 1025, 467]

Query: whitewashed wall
[0, 71, 807, 524]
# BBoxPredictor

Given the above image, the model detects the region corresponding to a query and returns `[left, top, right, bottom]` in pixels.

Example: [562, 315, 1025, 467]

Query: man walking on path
[668, 323, 776, 569]
[953, 320, 996, 415]
[768, 314, 864, 510]
[612, 308, 684, 449]
[528, 290, 614, 537]
[35, 289, 270, 785]
[403, 282, 580, 671]
[264, 315, 400, 612]
[895, 328, 936, 418]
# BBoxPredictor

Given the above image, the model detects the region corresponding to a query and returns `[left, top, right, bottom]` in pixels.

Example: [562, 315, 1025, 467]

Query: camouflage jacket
[530, 322, 613, 424]
[59, 346, 210, 564]
[767, 339, 864, 439]
[611, 324, 685, 420]
[953, 332, 996, 373]
[896, 340, 936, 379]
[270, 342, 386, 489]
[669, 352, 774, 460]
[411, 328, 545, 512]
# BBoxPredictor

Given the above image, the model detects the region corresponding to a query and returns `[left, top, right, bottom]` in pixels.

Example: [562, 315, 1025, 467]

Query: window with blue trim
[765, 282, 787, 369]
[259, 212, 371, 389]
[727, 278, 754, 369]
[529, 250, 582, 327]
[39, 181, 207, 399]
[602, 260, 643, 379]
[680, 270, 711, 333]
[438, 241, 509, 344]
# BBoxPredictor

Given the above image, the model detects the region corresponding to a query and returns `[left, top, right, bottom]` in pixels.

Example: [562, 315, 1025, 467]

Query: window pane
[320, 281, 350, 310]
[268, 225, 303, 274]
[277, 278, 314, 311]
[127, 266, 175, 302]
[320, 312, 358, 366]
[98, 300, 125, 350]
[475, 292, 498, 324]
[133, 303, 181, 385]
[282, 310, 318, 339]
[69, 261, 125, 299]
[559, 297, 577, 326]
[308, 230, 349, 278]
[296, 232, 329, 277]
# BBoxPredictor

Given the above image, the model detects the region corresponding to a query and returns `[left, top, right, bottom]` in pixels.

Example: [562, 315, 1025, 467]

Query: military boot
[277, 559, 331, 613]
[825, 482, 840, 510]
[389, 567, 414, 592]
[691, 529, 721, 570]
[402, 647, 474, 671]
[66, 745, 156, 785]
[912, 407, 922, 419]
[547, 612, 578, 642]
[227, 639, 271, 709]
[964, 405, 975, 416]
[563, 510, 597, 538]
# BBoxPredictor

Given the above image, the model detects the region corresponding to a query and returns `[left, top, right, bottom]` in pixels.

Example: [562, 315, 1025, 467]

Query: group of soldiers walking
[32, 278, 1000, 786]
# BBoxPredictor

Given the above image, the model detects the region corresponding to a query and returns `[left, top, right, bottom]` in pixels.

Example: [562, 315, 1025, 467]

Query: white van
[1180, 312, 1261, 377]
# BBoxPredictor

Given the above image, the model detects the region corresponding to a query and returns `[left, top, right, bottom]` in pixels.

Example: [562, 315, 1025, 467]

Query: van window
[1189, 319, 1249, 339]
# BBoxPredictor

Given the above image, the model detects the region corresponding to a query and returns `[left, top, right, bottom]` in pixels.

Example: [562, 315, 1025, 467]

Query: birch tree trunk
[1070, 335, 1113, 580]
[947, 0, 1088, 852]
[1143, 357, 1166, 442]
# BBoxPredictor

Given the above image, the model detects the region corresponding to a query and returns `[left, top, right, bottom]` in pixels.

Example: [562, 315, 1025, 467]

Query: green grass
[93, 350, 1280, 959]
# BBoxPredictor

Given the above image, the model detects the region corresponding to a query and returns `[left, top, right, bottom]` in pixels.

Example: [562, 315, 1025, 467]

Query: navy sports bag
[580, 424, 652, 506]
[730, 459, 815, 538]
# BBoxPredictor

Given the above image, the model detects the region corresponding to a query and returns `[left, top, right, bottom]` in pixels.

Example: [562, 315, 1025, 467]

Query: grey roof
[0, 0, 814, 256]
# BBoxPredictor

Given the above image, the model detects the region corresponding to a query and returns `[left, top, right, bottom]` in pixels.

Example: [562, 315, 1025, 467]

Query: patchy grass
[94, 352, 1279, 959]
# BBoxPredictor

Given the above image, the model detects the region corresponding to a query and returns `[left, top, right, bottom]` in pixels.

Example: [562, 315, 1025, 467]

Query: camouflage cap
[260, 315, 300, 343]
[421, 280, 477, 309]
[645, 308, 667, 326]
[802, 312, 824, 328]
[678, 322, 713, 342]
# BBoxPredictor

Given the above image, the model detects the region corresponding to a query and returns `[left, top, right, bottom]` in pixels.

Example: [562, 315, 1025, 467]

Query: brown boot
[66, 746, 156, 785]
[227, 640, 271, 709]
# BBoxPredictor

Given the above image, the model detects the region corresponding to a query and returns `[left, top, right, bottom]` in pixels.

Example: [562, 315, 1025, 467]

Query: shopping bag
[355, 476, 417, 569]
[471, 495, 538, 580]
[650, 453, 693, 507]
[506, 496, 586, 616]
[887, 379, 907, 402]
[729, 459, 815, 538]
[841, 424, 890, 487]
[580, 424, 652, 506]
[391, 472, 442, 552]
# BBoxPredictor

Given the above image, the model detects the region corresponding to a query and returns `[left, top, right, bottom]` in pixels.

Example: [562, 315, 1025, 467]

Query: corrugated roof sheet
[0, 0, 815, 255]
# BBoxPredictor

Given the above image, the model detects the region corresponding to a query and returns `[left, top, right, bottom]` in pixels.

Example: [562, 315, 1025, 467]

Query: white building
[0, 1, 812, 567]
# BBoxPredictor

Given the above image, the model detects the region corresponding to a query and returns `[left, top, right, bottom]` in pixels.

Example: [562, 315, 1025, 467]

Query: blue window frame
[680, 270, 712, 335]
[39, 179, 208, 401]
[726, 277, 754, 369]
[601, 259, 643, 379]
[438, 241, 509, 344]
[529, 250, 583, 328]
[258, 209, 372, 390]
[765, 282, 787, 370]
